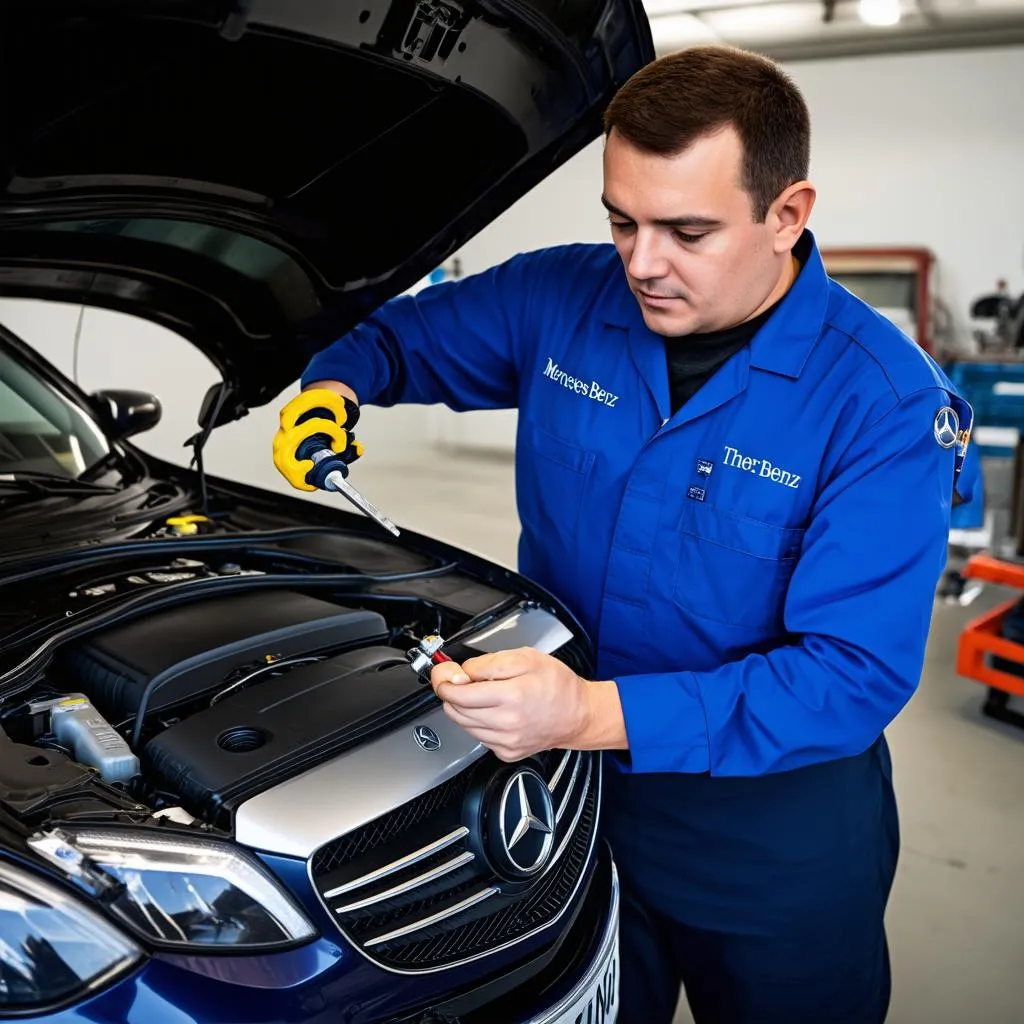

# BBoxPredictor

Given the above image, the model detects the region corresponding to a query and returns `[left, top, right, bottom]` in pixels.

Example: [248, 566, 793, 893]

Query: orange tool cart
[957, 553, 1024, 728]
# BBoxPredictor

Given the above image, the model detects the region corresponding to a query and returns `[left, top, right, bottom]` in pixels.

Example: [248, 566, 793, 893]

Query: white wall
[455, 43, 1024, 323]
[441, 43, 1024, 450]
[788, 45, 1024, 330]
[2, 44, 1022, 479]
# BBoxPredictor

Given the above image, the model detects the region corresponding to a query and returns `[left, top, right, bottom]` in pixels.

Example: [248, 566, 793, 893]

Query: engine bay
[0, 527, 585, 840]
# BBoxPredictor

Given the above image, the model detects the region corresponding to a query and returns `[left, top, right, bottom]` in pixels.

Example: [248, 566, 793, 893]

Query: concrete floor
[286, 445, 1024, 1023]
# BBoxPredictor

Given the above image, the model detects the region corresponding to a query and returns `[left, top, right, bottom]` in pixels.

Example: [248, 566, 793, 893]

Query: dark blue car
[0, 2, 653, 1021]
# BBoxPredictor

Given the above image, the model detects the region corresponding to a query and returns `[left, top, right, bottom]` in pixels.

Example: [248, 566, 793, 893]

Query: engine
[0, 589, 440, 830]
[0, 550, 601, 984]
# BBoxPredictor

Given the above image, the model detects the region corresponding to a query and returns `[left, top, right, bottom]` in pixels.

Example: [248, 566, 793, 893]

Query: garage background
[1, 6, 1022, 1021]
[3, 16, 1022, 496]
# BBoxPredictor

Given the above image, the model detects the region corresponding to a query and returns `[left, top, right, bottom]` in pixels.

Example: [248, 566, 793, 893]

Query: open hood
[0, 0, 652, 422]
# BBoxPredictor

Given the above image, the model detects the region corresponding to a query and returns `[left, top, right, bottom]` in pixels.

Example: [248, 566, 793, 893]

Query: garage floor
[309, 446, 1024, 1024]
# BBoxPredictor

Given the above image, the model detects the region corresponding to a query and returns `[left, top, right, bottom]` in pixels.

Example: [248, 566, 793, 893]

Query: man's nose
[627, 229, 669, 282]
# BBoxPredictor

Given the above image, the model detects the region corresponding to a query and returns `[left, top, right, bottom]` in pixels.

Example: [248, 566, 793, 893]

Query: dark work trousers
[600, 737, 899, 1024]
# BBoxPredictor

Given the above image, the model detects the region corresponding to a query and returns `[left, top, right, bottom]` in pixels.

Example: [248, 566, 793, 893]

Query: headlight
[0, 861, 141, 1011]
[67, 830, 316, 950]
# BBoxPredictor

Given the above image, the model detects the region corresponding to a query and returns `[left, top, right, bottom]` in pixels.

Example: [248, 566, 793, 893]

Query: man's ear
[770, 181, 816, 253]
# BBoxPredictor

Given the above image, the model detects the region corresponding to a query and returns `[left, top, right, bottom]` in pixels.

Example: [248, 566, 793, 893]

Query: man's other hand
[430, 648, 627, 761]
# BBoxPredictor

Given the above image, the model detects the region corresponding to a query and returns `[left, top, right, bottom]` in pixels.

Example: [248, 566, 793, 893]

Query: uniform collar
[603, 229, 828, 381]
[747, 230, 827, 379]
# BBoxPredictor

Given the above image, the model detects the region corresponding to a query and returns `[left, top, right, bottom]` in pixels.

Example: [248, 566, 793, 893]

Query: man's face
[602, 126, 788, 337]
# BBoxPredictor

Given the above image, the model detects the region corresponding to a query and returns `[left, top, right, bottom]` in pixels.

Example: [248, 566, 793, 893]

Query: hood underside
[0, 0, 652, 419]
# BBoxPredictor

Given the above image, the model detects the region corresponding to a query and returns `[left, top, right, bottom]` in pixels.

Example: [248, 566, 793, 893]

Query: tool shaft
[325, 470, 400, 536]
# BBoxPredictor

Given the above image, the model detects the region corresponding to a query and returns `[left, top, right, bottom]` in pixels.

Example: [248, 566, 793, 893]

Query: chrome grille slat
[334, 850, 476, 912]
[554, 752, 583, 824]
[364, 886, 499, 947]
[547, 749, 573, 792]
[547, 757, 592, 869]
[322, 826, 469, 899]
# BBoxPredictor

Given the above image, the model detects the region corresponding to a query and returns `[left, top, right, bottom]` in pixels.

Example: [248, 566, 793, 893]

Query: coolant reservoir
[51, 696, 140, 784]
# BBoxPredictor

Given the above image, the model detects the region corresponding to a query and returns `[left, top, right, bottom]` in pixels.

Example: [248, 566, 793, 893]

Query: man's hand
[430, 648, 628, 762]
[273, 384, 363, 492]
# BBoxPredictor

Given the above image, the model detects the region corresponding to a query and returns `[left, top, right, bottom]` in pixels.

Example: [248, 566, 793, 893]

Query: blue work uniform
[302, 231, 974, 1023]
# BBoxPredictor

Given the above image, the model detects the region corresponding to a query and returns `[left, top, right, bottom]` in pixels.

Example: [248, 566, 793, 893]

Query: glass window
[831, 272, 917, 317]
[0, 345, 109, 477]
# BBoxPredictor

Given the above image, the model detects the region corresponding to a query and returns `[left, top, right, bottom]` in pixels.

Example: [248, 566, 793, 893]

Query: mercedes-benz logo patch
[413, 725, 442, 752]
[934, 406, 959, 449]
[496, 768, 555, 877]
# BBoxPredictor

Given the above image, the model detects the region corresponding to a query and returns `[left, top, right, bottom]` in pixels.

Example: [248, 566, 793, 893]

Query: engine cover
[62, 590, 388, 720]
[143, 646, 431, 825]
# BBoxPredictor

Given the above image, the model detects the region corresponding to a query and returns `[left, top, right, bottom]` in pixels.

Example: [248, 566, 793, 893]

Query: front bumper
[34, 846, 619, 1024]
[525, 859, 619, 1024]
[417, 844, 620, 1024]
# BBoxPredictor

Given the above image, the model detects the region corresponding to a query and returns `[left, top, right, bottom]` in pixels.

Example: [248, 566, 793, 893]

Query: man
[274, 46, 974, 1023]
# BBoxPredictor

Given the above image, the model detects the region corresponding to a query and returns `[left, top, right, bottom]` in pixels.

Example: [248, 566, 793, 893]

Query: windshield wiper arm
[78, 450, 129, 483]
[0, 472, 120, 495]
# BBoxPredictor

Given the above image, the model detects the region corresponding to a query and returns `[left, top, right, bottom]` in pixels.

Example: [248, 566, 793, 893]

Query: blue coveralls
[302, 231, 975, 1023]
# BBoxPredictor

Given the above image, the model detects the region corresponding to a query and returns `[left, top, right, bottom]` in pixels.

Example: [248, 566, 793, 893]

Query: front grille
[310, 747, 599, 972]
[310, 768, 476, 876]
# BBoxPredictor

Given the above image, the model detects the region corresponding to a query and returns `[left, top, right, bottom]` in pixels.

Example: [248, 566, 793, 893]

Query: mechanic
[274, 46, 976, 1024]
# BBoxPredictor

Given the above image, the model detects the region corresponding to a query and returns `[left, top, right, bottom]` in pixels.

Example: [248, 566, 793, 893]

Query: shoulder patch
[933, 406, 959, 449]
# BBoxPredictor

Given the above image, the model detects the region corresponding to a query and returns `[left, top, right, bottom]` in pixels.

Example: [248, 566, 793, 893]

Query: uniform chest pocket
[517, 424, 596, 547]
[673, 504, 805, 632]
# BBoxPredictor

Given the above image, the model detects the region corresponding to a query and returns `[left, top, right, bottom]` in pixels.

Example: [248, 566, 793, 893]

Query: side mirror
[91, 389, 162, 442]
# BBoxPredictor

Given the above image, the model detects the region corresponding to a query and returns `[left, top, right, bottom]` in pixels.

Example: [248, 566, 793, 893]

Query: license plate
[553, 923, 619, 1023]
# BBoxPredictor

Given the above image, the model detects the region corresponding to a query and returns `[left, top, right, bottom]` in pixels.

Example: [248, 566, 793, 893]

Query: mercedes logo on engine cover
[413, 725, 441, 752]
[491, 767, 555, 878]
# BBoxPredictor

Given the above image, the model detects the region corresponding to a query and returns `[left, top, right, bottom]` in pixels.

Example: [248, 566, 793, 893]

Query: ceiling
[645, 0, 1024, 60]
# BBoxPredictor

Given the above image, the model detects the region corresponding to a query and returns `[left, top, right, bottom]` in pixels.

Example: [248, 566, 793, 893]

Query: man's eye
[608, 218, 634, 232]
[674, 231, 707, 245]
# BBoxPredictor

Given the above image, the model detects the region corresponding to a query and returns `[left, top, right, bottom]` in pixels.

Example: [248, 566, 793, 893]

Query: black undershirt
[664, 298, 780, 415]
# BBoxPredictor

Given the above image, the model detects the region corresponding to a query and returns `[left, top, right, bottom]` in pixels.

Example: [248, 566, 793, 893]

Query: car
[0, 3, 653, 1022]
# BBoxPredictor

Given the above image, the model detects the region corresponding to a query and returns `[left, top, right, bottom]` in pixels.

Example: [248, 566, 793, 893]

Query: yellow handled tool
[274, 389, 400, 537]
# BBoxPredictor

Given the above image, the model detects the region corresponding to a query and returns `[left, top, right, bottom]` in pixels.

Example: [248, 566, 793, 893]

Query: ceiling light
[858, 0, 902, 26]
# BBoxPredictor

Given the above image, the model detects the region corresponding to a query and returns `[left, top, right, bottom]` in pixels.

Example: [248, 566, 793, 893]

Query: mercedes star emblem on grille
[413, 725, 442, 751]
[494, 767, 555, 877]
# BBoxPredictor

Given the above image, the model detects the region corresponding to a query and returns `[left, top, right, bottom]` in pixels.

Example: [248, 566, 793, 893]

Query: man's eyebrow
[600, 195, 721, 229]
[601, 195, 631, 219]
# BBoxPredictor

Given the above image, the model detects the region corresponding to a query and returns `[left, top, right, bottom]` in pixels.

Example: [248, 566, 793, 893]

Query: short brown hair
[603, 46, 810, 222]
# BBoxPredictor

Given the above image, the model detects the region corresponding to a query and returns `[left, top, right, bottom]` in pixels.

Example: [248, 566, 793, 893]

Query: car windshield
[0, 343, 110, 477]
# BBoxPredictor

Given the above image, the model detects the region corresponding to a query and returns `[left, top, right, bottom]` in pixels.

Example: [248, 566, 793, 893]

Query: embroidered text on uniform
[723, 446, 801, 489]
[543, 358, 619, 407]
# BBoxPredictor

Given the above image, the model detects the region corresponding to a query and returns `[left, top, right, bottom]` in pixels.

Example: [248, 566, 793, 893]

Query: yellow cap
[166, 514, 211, 536]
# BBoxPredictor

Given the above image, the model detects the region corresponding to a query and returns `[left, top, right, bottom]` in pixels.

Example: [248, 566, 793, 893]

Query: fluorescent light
[859, 0, 902, 26]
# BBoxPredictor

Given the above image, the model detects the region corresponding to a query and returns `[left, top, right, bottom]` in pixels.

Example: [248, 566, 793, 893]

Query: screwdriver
[296, 434, 401, 537]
